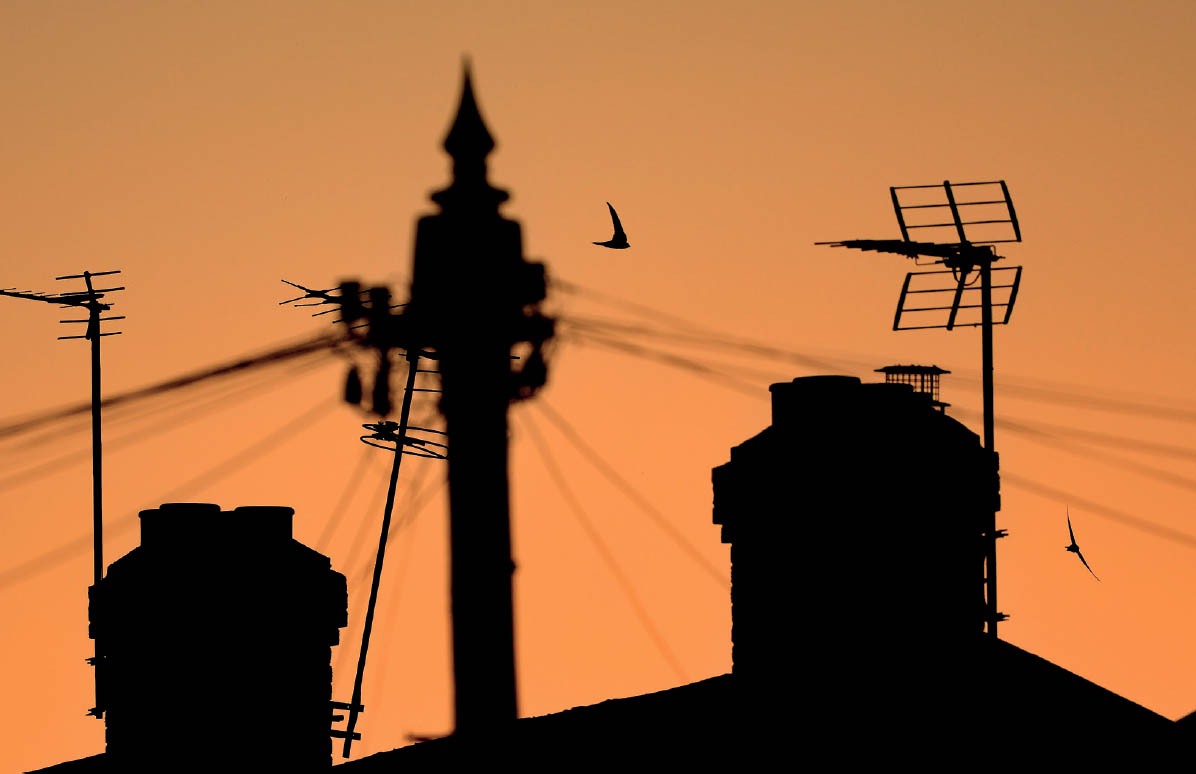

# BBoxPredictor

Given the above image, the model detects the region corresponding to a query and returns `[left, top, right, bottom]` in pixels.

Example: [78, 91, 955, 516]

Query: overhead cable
[534, 400, 729, 590]
[519, 413, 689, 684]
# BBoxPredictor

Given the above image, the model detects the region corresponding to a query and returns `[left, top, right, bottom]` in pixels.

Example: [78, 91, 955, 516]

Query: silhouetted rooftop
[334, 634, 1176, 769]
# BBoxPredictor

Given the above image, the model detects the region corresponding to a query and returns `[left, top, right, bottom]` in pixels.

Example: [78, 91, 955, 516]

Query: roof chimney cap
[138, 503, 221, 550]
[769, 376, 861, 427]
[873, 363, 950, 409]
[233, 505, 294, 542]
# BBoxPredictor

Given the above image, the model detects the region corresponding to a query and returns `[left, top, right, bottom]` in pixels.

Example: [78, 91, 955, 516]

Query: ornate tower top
[443, 63, 495, 159]
[433, 61, 507, 208]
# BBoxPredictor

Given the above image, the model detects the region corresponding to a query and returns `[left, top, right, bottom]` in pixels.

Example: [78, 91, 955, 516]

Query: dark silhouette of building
[31, 66, 1186, 769]
[330, 376, 1176, 769]
[709, 375, 1173, 752]
[35, 377, 1184, 772]
[77, 502, 346, 770]
[713, 373, 993, 731]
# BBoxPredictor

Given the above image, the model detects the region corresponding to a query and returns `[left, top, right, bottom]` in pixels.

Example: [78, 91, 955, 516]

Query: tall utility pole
[819, 180, 1023, 637]
[407, 65, 553, 732]
[0, 271, 124, 715]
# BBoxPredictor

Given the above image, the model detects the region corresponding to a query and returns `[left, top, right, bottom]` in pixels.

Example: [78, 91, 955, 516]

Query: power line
[367, 475, 425, 728]
[566, 317, 1196, 492]
[0, 345, 323, 459]
[556, 324, 1196, 553]
[340, 461, 399, 579]
[0, 331, 344, 441]
[559, 313, 862, 374]
[989, 381, 1196, 425]
[0, 351, 336, 497]
[518, 413, 689, 684]
[567, 318, 1196, 484]
[561, 324, 1196, 524]
[552, 278, 716, 335]
[1003, 472, 1196, 552]
[532, 400, 729, 590]
[333, 474, 442, 761]
[348, 470, 442, 588]
[950, 407, 1196, 463]
[334, 472, 443, 678]
[560, 318, 797, 384]
[565, 331, 768, 401]
[0, 397, 340, 591]
[316, 448, 376, 554]
[555, 275, 1196, 423]
[994, 419, 1196, 496]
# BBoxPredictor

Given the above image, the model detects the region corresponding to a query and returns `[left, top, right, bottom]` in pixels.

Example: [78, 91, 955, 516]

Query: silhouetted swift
[1065, 508, 1100, 581]
[593, 202, 630, 249]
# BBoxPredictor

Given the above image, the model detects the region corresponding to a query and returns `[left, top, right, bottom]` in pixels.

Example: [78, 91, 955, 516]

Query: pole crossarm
[816, 238, 1001, 268]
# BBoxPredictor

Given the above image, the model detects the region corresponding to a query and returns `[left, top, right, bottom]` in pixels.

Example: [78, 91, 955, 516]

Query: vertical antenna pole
[86, 275, 103, 591]
[85, 272, 106, 716]
[980, 258, 998, 637]
[3, 270, 123, 717]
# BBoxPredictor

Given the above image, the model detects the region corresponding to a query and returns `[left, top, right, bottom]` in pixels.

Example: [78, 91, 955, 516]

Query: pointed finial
[429, 58, 508, 209]
[443, 59, 495, 160]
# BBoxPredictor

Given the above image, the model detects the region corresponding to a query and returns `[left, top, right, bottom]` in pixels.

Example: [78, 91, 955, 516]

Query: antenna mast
[819, 179, 1023, 636]
[0, 270, 125, 716]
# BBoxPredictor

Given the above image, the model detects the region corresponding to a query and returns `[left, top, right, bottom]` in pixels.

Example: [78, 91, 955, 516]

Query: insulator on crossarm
[344, 366, 363, 406]
[367, 287, 391, 322]
[512, 346, 548, 401]
[339, 281, 364, 323]
[371, 361, 392, 417]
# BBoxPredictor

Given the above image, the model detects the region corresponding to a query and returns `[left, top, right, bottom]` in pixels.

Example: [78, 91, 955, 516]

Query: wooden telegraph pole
[282, 65, 552, 747]
[406, 65, 553, 733]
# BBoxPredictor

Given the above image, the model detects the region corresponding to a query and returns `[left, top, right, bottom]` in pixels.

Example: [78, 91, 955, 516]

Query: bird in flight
[1065, 508, 1100, 581]
[593, 202, 630, 249]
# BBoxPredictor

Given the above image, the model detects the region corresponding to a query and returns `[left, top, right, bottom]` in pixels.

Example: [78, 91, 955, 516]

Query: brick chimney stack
[713, 376, 998, 725]
[89, 502, 347, 769]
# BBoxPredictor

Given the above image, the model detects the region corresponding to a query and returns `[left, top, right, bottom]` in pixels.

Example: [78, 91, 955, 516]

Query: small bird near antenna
[593, 202, 629, 249]
[1065, 508, 1100, 581]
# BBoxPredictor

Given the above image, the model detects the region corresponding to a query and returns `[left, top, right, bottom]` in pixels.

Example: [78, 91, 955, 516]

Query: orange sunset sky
[4, 1, 1196, 769]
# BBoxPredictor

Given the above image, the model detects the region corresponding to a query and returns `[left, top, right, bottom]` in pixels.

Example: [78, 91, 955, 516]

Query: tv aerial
[0, 269, 125, 716]
[818, 179, 1023, 636]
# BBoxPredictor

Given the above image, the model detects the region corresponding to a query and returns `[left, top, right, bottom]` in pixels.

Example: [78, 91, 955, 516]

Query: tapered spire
[443, 62, 495, 161]
[432, 59, 507, 208]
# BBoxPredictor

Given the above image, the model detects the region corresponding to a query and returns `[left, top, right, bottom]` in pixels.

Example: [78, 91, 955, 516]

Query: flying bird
[593, 202, 630, 249]
[1065, 508, 1100, 581]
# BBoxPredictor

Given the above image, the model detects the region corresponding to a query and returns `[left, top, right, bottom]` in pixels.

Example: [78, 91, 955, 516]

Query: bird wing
[1067, 510, 1076, 544]
[1075, 548, 1100, 581]
[607, 202, 626, 239]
